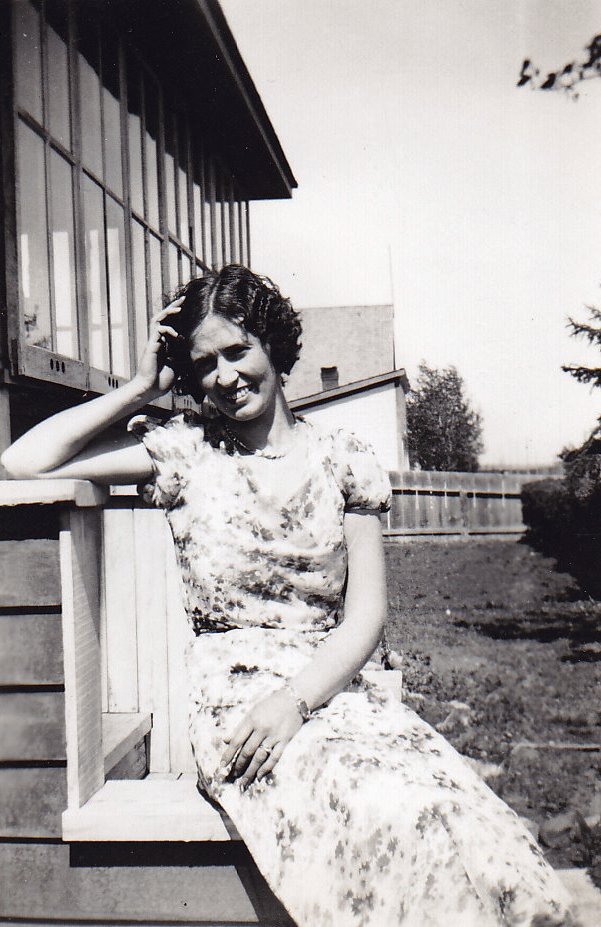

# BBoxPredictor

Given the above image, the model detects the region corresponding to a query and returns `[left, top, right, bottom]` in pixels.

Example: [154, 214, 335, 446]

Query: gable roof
[291, 369, 410, 411]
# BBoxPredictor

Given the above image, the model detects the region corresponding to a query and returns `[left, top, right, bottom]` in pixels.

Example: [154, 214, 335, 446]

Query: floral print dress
[130, 412, 576, 927]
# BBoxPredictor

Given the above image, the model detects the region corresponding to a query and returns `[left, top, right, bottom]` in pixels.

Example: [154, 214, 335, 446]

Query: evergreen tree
[517, 34, 601, 98]
[562, 305, 601, 392]
[406, 363, 483, 472]
[518, 36, 601, 436]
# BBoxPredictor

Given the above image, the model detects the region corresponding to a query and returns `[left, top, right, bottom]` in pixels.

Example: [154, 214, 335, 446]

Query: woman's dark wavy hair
[164, 264, 302, 403]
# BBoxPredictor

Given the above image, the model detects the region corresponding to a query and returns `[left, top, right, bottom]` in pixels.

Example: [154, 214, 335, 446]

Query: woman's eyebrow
[192, 342, 249, 364]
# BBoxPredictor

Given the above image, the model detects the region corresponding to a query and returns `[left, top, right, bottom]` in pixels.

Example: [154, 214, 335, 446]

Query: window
[11, 0, 251, 395]
[321, 366, 340, 390]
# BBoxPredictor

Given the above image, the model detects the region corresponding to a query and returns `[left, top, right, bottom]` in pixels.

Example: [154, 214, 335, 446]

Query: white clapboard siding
[133, 509, 172, 773]
[102, 509, 139, 712]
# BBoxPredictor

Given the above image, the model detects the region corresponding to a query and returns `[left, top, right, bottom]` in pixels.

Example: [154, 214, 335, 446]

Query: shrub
[521, 480, 576, 548]
[521, 466, 601, 596]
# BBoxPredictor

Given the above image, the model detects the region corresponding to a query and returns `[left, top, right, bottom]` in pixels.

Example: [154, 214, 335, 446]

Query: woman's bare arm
[288, 511, 387, 707]
[1, 302, 182, 483]
[1, 380, 157, 483]
[221, 512, 387, 786]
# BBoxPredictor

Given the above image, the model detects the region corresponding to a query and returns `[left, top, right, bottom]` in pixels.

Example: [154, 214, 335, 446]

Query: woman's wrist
[282, 680, 313, 722]
[127, 374, 165, 406]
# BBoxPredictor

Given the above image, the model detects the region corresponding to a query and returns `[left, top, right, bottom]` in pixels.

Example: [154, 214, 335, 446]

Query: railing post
[60, 505, 105, 809]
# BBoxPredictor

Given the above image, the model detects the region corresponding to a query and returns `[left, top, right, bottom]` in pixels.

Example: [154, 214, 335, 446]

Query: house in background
[286, 304, 410, 471]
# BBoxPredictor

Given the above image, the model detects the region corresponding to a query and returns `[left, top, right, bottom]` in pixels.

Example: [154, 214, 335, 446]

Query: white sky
[221, 0, 601, 466]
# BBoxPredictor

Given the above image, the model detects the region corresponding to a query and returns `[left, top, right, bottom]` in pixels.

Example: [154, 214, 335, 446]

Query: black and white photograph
[1, 1, 601, 924]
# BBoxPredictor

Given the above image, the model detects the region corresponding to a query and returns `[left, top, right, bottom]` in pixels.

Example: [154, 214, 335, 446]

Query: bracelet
[283, 681, 312, 722]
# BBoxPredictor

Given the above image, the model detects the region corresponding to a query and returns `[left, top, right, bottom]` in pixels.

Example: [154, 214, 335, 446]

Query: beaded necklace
[222, 420, 300, 460]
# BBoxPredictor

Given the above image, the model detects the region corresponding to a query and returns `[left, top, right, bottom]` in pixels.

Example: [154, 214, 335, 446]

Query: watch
[284, 681, 312, 721]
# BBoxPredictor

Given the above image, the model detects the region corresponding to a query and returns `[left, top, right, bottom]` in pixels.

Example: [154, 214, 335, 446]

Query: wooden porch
[0, 479, 397, 925]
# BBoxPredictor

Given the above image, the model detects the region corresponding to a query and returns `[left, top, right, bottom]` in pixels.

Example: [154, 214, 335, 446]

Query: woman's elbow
[1, 446, 45, 479]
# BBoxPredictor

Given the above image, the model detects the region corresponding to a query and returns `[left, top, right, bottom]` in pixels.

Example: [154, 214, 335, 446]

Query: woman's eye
[194, 358, 215, 376]
[225, 346, 248, 361]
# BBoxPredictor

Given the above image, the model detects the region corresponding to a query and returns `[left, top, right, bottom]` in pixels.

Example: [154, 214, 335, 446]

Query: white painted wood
[60, 509, 105, 809]
[557, 870, 601, 927]
[99, 537, 109, 713]
[165, 530, 196, 773]
[103, 509, 139, 712]
[102, 711, 152, 775]
[135, 509, 172, 773]
[109, 484, 140, 496]
[62, 775, 237, 842]
[0, 479, 108, 508]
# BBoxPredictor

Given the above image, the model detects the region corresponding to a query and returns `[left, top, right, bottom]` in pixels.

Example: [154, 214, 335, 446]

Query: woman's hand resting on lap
[220, 689, 304, 790]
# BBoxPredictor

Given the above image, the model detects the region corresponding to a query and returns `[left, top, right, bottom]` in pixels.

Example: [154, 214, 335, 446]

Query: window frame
[6, 0, 249, 401]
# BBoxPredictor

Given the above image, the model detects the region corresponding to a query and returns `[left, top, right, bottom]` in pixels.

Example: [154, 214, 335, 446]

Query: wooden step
[62, 774, 238, 842]
[0, 841, 260, 924]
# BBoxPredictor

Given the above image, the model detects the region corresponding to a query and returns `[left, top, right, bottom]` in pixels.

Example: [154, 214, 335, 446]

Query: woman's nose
[216, 357, 237, 387]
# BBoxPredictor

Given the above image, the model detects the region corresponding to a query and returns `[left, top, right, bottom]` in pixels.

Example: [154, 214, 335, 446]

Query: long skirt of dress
[185, 628, 577, 927]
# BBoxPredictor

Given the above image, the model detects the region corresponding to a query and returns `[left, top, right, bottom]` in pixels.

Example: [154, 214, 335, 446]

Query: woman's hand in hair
[133, 297, 184, 398]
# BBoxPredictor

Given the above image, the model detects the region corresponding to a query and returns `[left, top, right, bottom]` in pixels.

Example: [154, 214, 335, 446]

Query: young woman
[2, 265, 576, 927]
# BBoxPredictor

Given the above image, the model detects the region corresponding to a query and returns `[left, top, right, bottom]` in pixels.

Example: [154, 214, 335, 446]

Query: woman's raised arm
[1, 301, 183, 484]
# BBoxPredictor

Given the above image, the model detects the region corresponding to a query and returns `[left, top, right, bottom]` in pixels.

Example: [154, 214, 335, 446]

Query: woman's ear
[263, 338, 278, 372]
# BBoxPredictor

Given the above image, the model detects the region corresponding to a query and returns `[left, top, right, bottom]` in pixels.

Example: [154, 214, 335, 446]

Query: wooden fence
[385, 470, 556, 535]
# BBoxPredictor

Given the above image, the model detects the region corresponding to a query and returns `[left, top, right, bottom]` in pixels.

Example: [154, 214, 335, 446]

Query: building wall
[285, 305, 394, 400]
[299, 382, 408, 472]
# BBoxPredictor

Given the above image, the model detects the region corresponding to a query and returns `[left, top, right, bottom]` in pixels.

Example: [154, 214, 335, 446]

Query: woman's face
[189, 314, 278, 422]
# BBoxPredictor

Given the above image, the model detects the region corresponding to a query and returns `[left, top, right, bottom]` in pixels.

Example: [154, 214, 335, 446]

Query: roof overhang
[105, 0, 297, 200]
[291, 369, 411, 412]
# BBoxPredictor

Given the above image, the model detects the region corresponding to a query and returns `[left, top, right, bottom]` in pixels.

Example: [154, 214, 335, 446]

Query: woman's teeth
[226, 386, 250, 401]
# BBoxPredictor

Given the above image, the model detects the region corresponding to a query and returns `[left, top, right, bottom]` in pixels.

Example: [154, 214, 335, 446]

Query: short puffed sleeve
[127, 412, 205, 509]
[329, 428, 391, 513]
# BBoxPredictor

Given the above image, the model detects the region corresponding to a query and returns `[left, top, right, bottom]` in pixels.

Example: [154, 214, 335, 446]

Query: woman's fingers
[152, 297, 184, 324]
[241, 741, 285, 790]
[257, 741, 286, 780]
[220, 719, 254, 770]
[156, 324, 179, 339]
[232, 731, 264, 778]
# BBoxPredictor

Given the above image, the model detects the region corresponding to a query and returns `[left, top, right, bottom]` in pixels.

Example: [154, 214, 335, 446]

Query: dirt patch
[384, 537, 601, 869]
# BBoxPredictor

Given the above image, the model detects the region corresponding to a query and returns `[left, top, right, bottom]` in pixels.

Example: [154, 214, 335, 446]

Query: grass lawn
[384, 536, 601, 870]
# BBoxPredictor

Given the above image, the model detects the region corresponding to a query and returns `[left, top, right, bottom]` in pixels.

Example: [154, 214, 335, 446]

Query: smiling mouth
[222, 386, 252, 403]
